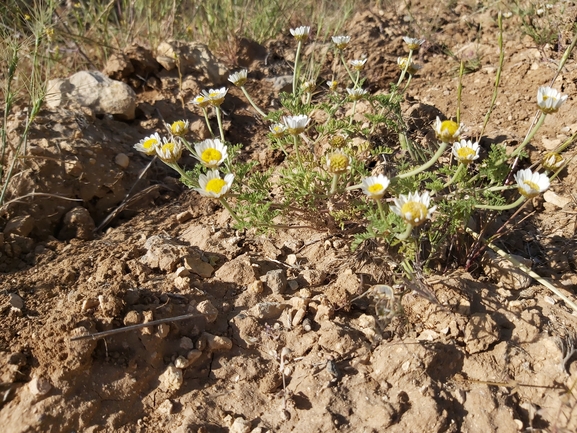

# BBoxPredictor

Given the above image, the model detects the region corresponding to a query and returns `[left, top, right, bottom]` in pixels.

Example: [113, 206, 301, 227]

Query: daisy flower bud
[283, 114, 310, 135]
[361, 175, 390, 200]
[156, 137, 183, 163]
[452, 139, 480, 164]
[537, 86, 568, 114]
[290, 26, 310, 42]
[402, 36, 425, 51]
[134, 133, 162, 156]
[228, 69, 248, 87]
[514, 168, 550, 199]
[166, 120, 189, 137]
[326, 80, 338, 91]
[301, 80, 316, 94]
[269, 123, 287, 138]
[433, 117, 464, 143]
[195, 170, 234, 198]
[202, 87, 228, 107]
[328, 134, 347, 148]
[349, 59, 367, 71]
[346, 87, 368, 101]
[397, 57, 422, 75]
[332, 35, 351, 50]
[326, 150, 351, 174]
[541, 152, 565, 171]
[194, 138, 228, 169]
[391, 191, 436, 227]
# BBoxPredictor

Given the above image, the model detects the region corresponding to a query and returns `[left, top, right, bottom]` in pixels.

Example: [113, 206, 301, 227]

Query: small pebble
[204, 333, 233, 351]
[28, 377, 51, 396]
[156, 399, 174, 415]
[114, 153, 130, 169]
[9, 293, 24, 310]
[196, 300, 218, 323]
[180, 337, 194, 350]
[159, 365, 183, 392]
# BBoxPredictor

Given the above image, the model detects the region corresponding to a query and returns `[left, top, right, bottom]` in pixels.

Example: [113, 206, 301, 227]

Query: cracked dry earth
[2, 3, 577, 433]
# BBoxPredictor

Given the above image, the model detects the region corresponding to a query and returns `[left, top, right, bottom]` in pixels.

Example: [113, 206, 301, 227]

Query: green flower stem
[292, 134, 303, 169]
[240, 86, 266, 117]
[510, 112, 546, 158]
[354, 70, 360, 89]
[402, 74, 413, 93]
[397, 141, 448, 179]
[443, 163, 466, 188]
[219, 196, 243, 225]
[329, 173, 340, 195]
[396, 223, 414, 240]
[396, 49, 413, 87]
[349, 100, 358, 125]
[215, 106, 225, 142]
[293, 40, 303, 95]
[169, 162, 196, 185]
[485, 185, 516, 192]
[202, 107, 215, 138]
[305, 92, 312, 105]
[345, 183, 362, 191]
[377, 199, 387, 221]
[474, 195, 525, 210]
[340, 52, 356, 85]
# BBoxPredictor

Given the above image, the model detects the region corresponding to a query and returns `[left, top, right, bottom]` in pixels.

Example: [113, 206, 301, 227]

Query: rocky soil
[1, 2, 577, 432]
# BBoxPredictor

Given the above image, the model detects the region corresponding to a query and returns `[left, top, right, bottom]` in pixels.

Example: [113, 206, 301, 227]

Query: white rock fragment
[204, 333, 233, 351]
[28, 377, 52, 396]
[196, 300, 218, 323]
[114, 153, 130, 169]
[156, 399, 174, 415]
[229, 417, 252, 433]
[159, 365, 183, 392]
[174, 356, 190, 369]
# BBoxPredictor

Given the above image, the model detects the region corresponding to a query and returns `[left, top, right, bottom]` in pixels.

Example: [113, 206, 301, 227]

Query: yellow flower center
[171, 121, 187, 135]
[401, 201, 428, 225]
[523, 180, 540, 191]
[201, 148, 222, 164]
[367, 183, 384, 194]
[143, 138, 158, 150]
[441, 120, 459, 137]
[457, 146, 476, 161]
[206, 178, 226, 194]
[209, 92, 218, 98]
[329, 154, 350, 173]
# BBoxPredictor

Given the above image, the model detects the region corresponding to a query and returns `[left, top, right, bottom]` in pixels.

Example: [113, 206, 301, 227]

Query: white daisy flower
[269, 123, 287, 138]
[194, 138, 228, 169]
[537, 86, 568, 114]
[290, 26, 310, 41]
[452, 139, 480, 164]
[402, 36, 425, 51]
[391, 191, 436, 227]
[346, 87, 368, 101]
[191, 94, 211, 108]
[397, 57, 422, 75]
[326, 80, 338, 91]
[361, 175, 390, 200]
[195, 170, 234, 198]
[283, 114, 310, 135]
[349, 59, 367, 71]
[165, 120, 189, 137]
[134, 133, 162, 156]
[541, 152, 565, 171]
[156, 137, 183, 164]
[228, 69, 248, 87]
[201, 87, 228, 106]
[301, 80, 316, 93]
[514, 168, 550, 199]
[326, 149, 351, 174]
[332, 35, 351, 50]
[433, 117, 464, 143]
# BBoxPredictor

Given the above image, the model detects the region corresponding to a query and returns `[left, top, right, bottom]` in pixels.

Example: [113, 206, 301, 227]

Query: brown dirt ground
[2, 2, 577, 432]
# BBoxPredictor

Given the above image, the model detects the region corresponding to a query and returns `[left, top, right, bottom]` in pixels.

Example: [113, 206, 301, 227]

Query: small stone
[176, 211, 193, 223]
[292, 308, 306, 328]
[196, 300, 218, 323]
[249, 280, 264, 293]
[183, 255, 214, 278]
[229, 417, 251, 433]
[115, 153, 130, 169]
[159, 365, 183, 392]
[287, 280, 299, 291]
[174, 356, 190, 369]
[98, 295, 124, 317]
[204, 333, 233, 351]
[156, 323, 170, 339]
[180, 337, 194, 350]
[175, 266, 190, 278]
[156, 399, 174, 415]
[260, 269, 287, 294]
[28, 377, 52, 396]
[299, 269, 326, 286]
[81, 298, 99, 312]
[417, 330, 439, 341]
[543, 191, 571, 208]
[4, 215, 34, 237]
[187, 349, 202, 364]
[249, 302, 287, 320]
[464, 313, 499, 354]
[58, 207, 96, 241]
[123, 310, 141, 326]
[9, 293, 24, 310]
[286, 254, 298, 266]
[174, 276, 191, 290]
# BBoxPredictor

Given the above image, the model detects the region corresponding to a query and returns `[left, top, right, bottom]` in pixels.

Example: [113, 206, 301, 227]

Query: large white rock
[46, 71, 136, 120]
